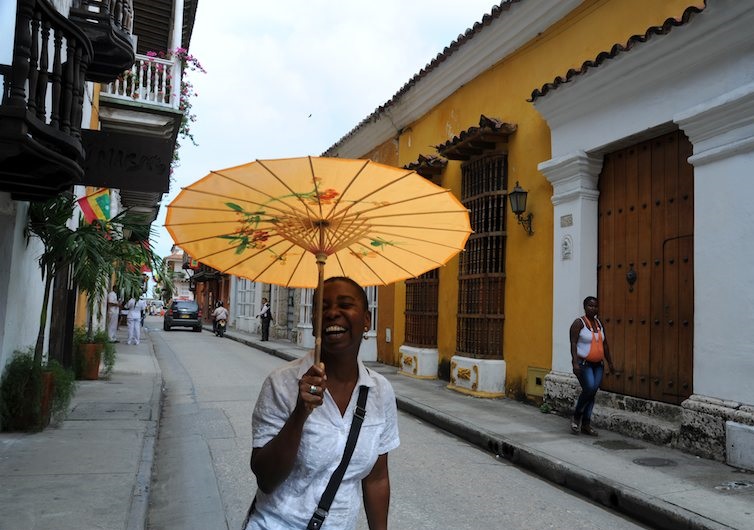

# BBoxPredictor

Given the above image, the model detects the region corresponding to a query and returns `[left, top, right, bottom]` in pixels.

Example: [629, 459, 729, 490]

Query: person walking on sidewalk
[125, 296, 147, 345]
[569, 296, 616, 436]
[245, 277, 400, 530]
[257, 298, 272, 341]
[106, 287, 120, 342]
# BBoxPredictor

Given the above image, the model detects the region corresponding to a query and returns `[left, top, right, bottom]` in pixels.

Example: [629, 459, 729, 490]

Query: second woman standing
[569, 296, 616, 436]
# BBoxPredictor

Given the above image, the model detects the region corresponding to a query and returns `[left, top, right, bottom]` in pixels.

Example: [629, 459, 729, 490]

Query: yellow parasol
[165, 156, 471, 362]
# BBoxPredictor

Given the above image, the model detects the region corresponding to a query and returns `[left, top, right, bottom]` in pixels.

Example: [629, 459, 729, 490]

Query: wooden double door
[597, 130, 693, 404]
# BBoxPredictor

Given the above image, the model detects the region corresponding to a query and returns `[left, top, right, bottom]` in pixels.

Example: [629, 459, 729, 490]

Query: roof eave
[323, 0, 583, 158]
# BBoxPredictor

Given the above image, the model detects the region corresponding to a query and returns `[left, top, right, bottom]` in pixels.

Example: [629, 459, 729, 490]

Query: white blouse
[247, 351, 400, 530]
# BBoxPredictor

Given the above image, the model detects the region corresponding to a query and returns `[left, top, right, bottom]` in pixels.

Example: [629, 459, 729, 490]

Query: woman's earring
[363, 326, 370, 340]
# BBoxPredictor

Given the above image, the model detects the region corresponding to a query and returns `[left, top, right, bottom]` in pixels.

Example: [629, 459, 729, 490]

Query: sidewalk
[0, 328, 161, 530]
[219, 325, 754, 530]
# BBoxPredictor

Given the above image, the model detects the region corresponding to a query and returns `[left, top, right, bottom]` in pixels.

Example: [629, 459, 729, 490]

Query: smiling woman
[245, 277, 400, 530]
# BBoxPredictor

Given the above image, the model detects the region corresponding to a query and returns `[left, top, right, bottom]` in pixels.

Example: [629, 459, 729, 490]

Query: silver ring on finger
[308, 384, 318, 395]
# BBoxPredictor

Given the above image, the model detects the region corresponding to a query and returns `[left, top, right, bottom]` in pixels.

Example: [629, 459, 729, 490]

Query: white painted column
[297, 288, 314, 349]
[170, 0, 184, 105]
[229, 275, 238, 327]
[359, 286, 378, 361]
[539, 152, 602, 372]
[675, 82, 754, 406]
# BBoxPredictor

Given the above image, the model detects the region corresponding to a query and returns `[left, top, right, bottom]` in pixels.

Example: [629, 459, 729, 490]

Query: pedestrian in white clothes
[125, 297, 147, 345]
[107, 289, 120, 342]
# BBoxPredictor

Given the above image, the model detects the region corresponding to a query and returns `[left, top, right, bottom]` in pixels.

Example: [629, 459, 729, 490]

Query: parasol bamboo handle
[314, 252, 327, 365]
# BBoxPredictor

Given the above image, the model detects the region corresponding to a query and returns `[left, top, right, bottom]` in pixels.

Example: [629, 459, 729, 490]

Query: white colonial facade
[536, 0, 754, 467]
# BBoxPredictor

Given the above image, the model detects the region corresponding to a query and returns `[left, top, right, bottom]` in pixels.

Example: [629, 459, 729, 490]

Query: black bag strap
[307, 385, 369, 530]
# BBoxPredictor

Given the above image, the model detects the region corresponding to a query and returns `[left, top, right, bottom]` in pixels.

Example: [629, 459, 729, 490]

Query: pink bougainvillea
[142, 48, 207, 175]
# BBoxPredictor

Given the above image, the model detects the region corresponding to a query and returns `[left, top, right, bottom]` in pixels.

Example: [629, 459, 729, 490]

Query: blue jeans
[574, 360, 604, 424]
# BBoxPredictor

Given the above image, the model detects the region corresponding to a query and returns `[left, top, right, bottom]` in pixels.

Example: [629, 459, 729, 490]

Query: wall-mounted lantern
[508, 181, 534, 236]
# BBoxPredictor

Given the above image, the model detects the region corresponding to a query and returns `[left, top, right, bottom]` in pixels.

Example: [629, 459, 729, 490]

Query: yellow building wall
[360, 140, 403, 364]
[75, 84, 104, 329]
[387, 0, 695, 395]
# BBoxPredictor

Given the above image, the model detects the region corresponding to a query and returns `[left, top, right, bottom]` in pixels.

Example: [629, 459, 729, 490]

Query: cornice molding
[539, 152, 602, 206]
[676, 82, 754, 166]
[533, 1, 754, 131]
[329, 0, 583, 158]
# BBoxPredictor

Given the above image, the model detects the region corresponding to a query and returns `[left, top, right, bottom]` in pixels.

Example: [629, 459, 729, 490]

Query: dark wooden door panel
[634, 142, 653, 398]
[677, 236, 694, 396]
[598, 130, 693, 404]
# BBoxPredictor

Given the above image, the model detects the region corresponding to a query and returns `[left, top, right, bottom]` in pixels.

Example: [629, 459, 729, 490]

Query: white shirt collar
[295, 350, 376, 388]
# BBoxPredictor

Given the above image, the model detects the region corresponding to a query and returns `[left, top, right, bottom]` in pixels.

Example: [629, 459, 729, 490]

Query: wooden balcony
[69, 0, 136, 82]
[0, 0, 93, 200]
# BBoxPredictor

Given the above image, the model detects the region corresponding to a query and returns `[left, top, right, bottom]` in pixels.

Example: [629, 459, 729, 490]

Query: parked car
[163, 300, 202, 332]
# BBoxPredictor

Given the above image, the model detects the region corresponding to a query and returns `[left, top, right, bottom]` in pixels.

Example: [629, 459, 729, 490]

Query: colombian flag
[77, 188, 111, 223]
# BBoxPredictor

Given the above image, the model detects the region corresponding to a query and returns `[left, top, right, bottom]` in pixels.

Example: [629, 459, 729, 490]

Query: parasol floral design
[214, 188, 401, 259]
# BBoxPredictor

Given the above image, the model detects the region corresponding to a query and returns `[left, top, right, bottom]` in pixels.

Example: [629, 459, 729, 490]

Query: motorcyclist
[212, 301, 229, 337]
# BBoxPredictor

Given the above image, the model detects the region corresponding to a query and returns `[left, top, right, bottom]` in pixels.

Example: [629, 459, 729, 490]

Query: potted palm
[15, 195, 161, 427]
[72, 327, 116, 380]
[12, 194, 99, 426]
[69, 220, 117, 380]
[26, 194, 86, 366]
[27, 195, 161, 382]
[71, 211, 162, 379]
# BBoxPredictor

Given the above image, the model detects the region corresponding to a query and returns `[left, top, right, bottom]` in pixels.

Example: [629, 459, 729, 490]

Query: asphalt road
[146, 324, 648, 529]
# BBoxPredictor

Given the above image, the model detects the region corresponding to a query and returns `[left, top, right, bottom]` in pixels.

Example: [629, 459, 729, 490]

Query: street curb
[396, 395, 730, 530]
[203, 326, 299, 362]
[125, 334, 164, 530]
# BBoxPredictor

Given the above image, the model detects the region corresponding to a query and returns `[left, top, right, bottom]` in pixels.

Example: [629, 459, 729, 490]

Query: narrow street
[147, 320, 647, 529]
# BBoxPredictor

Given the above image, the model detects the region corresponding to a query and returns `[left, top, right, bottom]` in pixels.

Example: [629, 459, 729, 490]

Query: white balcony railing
[100, 53, 181, 109]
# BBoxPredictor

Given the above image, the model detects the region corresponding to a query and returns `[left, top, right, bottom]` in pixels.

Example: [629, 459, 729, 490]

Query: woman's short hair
[320, 276, 368, 310]
[583, 296, 598, 310]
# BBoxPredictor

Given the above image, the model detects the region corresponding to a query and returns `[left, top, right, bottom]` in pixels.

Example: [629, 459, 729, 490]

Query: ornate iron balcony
[69, 0, 136, 82]
[0, 0, 93, 200]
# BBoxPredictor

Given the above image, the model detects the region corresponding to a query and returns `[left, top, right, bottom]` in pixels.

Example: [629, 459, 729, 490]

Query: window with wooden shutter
[457, 155, 507, 359]
[404, 269, 439, 347]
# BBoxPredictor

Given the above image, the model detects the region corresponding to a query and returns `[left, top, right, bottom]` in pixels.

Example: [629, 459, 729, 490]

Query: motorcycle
[215, 319, 226, 338]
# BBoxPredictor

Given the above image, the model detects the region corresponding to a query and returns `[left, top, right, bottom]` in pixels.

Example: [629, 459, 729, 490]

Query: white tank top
[576, 317, 604, 359]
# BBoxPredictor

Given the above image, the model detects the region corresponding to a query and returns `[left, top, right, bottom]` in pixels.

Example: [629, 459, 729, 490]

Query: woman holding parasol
[165, 156, 470, 527]
[245, 276, 400, 529]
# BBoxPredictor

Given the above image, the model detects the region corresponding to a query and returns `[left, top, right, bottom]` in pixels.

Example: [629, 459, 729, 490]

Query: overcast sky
[155, 0, 500, 259]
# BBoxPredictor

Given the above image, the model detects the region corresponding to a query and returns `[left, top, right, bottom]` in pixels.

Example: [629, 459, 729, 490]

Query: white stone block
[726, 421, 754, 471]
[449, 355, 506, 397]
[398, 345, 438, 379]
[297, 324, 315, 349]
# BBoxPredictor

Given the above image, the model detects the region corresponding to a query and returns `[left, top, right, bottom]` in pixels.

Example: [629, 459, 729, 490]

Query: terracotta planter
[11, 370, 52, 431]
[79, 343, 103, 380]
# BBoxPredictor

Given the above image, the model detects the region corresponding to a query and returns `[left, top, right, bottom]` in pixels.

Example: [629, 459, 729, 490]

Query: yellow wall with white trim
[359, 0, 696, 394]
